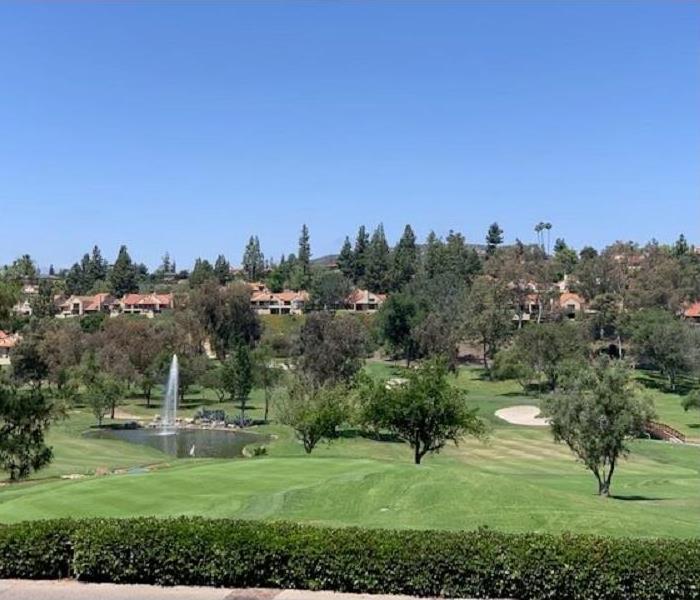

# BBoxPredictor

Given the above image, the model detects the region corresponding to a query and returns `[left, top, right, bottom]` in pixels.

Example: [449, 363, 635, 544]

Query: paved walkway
[0, 581, 503, 600]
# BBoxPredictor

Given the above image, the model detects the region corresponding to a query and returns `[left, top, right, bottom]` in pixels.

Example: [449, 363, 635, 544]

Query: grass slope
[0, 364, 698, 538]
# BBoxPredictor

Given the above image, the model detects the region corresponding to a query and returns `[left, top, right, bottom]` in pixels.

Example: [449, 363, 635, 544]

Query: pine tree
[485, 222, 504, 257]
[65, 262, 86, 295]
[160, 252, 172, 275]
[80, 253, 92, 289]
[365, 224, 391, 293]
[352, 225, 370, 285]
[391, 224, 417, 290]
[336, 237, 354, 281]
[214, 254, 231, 285]
[423, 231, 445, 279]
[445, 230, 481, 282]
[242, 236, 265, 281]
[190, 258, 215, 287]
[298, 224, 311, 275]
[254, 237, 265, 279]
[673, 233, 690, 257]
[108, 245, 139, 297]
[87, 245, 108, 284]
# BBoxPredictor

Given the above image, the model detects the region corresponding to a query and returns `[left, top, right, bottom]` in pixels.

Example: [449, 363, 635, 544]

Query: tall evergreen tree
[65, 262, 87, 295]
[80, 253, 92, 289]
[423, 231, 445, 279]
[214, 254, 231, 285]
[673, 233, 690, 257]
[298, 224, 311, 275]
[108, 245, 139, 297]
[365, 224, 391, 293]
[352, 225, 370, 285]
[445, 230, 481, 282]
[87, 245, 108, 284]
[391, 224, 418, 290]
[190, 258, 215, 287]
[336, 236, 354, 281]
[485, 222, 504, 257]
[159, 252, 174, 276]
[242, 236, 265, 281]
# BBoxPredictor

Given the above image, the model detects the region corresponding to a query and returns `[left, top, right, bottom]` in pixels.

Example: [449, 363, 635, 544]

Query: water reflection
[86, 427, 266, 458]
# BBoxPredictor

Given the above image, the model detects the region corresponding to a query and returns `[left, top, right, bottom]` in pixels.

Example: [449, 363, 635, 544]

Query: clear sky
[1, 1, 698, 270]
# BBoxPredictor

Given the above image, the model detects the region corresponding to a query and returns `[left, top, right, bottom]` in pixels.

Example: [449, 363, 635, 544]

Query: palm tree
[534, 222, 544, 251]
[544, 222, 552, 255]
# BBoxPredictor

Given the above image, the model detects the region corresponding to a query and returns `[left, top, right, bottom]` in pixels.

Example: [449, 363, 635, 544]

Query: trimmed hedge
[0, 518, 698, 599]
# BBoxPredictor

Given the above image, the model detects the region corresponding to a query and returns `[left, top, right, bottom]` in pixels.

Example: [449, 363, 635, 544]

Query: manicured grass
[1, 363, 697, 538]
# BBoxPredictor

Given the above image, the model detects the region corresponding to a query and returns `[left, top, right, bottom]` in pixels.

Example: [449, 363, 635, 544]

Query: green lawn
[1, 364, 698, 538]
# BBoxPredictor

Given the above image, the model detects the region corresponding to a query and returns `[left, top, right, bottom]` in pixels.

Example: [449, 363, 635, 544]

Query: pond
[85, 427, 268, 459]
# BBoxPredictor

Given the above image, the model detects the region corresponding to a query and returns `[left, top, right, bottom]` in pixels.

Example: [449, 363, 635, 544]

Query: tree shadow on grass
[610, 494, 666, 502]
[338, 428, 403, 444]
[499, 391, 533, 398]
[639, 372, 696, 396]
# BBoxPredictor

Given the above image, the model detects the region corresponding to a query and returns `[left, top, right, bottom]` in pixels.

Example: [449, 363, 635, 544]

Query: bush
[0, 518, 697, 599]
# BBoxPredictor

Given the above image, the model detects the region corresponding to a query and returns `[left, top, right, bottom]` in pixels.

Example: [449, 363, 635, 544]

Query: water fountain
[160, 354, 179, 434]
[86, 352, 268, 457]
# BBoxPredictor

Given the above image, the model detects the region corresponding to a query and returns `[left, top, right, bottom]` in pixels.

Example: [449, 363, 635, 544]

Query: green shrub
[0, 518, 698, 599]
[0, 519, 76, 579]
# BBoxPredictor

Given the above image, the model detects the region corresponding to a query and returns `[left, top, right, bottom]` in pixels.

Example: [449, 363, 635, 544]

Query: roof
[251, 290, 308, 303]
[0, 330, 19, 349]
[58, 294, 115, 310]
[121, 293, 173, 307]
[346, 289, 387, 304]
[685, 302, 700, 319]
[559, 292, 584, 306]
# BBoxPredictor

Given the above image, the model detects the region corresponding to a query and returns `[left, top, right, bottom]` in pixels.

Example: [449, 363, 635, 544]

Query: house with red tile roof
[56, 293, 118, 318]
[345, 289, 386, 312]
[0, 330, 20, 366]
[557, 292, 586, 319]
[120, 293, 173, 317]
[251, 290, 308, 315]
[683, 301, 700, 323]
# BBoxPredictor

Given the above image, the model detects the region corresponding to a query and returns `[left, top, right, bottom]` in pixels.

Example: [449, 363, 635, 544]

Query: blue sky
[1, 1, 698, 270]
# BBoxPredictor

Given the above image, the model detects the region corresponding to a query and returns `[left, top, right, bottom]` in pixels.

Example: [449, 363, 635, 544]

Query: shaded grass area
[0, 364, 698, 538]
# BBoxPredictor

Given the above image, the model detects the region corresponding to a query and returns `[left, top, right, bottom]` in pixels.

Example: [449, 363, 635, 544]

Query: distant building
[557, 292, 586, 319]
[0, 330, 20, 366]
[120, 293, 174, 317]
[683, 301, 700, 324]
[12, 298, 33, 317]
[251, 290, 308, 315]
[345, 289, 386, 312]
[56, 293, 118, 318]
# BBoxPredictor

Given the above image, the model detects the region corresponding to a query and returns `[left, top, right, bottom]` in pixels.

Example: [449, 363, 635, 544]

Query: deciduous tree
[277, 377, 349, 453]
[361, 359, 485, 464]
[541, 358, 654, 496]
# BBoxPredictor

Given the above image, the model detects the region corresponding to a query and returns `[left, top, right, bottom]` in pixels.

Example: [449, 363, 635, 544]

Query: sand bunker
[495, 405, 549, 427]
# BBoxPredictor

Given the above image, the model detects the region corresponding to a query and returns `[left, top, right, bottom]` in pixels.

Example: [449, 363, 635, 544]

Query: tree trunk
[413, 433, 423, 464]
[264, 388, 270, 422]
[414, 444, 422, 465]
[110, 401, 115, 420]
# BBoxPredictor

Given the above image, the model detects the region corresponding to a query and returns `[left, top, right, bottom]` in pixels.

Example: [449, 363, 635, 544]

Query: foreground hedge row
[0, 518, 698, 599]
